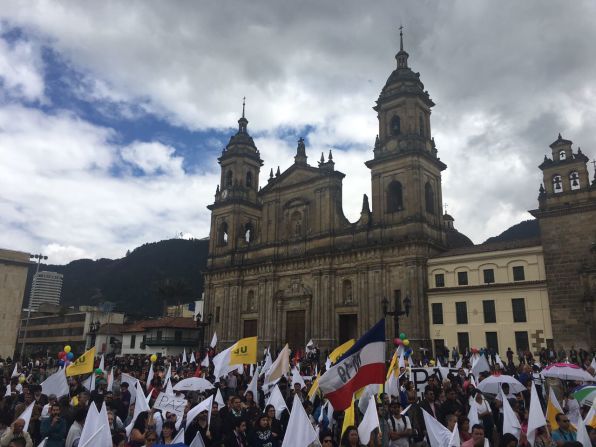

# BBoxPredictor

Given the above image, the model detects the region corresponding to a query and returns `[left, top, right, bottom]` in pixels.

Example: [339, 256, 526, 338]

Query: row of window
[20, 326, 85, 338]
[218, 222, 255, 245]
[451, 330, 529, 353]
[431, 298, 527, 325]
[390, 114, 426, 137]
[552, 171, 581, 193]
[434, 266, 525, 288]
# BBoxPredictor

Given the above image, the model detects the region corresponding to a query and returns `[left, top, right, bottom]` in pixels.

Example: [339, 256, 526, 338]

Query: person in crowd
[534, 425, 557, 447]
[251, 414, 277, 447]
[387, 401, 411, 447]
[144, 430, 158, 447]
[462, 424, 487, 447]
[340, 426, 361, 447]
[65, 407, 87, 447]
[552, 413, 577, 446]
[0, 419, 33, 447]
[40, 404, 67, 447]
[500, 432, 519, 447]
[129, 410, 154, 447]
[160, 420, 177, 445]
[225, 418, 247, 447]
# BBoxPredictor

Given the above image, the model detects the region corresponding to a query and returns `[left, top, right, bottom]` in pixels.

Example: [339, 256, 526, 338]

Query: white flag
[182, 349, 188, 364]
[11, 363, 19, 378]
[126, 382, 150, 437]
[261, 349, 273, 377]
[448, 423, 461, 447]
[422, 409, 452, 447]
[502, 388, 521, 439]
[527, 383, 547, 445]
[41, 368, 69, 398]
[83, 374, 95, 392]
[210, 332, 218, 348]
[385, 371, 399, 397]
[265, 344, 290, 385]
[266, 384, 288, 419]
[165, 378, 174, 396]
[79, 402, 111, 447]
[495, 354, 505, 368]
[455, 358, 463, 369]
[358, 384, 379, 415]
[37, 438, 47, 447]
[467, 400, 480, 433]
[146, 365, 154, 392]
[186, 395, 213, 430]
[215, 388, 225, 409]
[576, 413, 592, 447]
[189, 430, 206, 447]
[98, 355, 105, 372]
[190, 351, 196, 364]
[358, 395, 380, 445]
[201, 354, 209, 368]
[172, 427, 185, 444]
[165, 364, 172, 384]
[291, 367, 306, 389]
[107, 368, 114, 392]
[471, 354, 490, 377]
[18, 401, 35, 432]
[246, 370, 258, 399]
[212, 346, 237, 379]
[281, 394, 318, 447]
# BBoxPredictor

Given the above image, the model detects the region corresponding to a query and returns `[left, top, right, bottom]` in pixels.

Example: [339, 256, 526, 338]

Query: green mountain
[24, 238, 210, 317]
[483, 219, 540, 244]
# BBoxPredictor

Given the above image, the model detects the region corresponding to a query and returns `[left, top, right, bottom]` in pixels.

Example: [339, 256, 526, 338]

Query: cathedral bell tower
[365, 29, 446, 241]
[207, 100, 263, 258]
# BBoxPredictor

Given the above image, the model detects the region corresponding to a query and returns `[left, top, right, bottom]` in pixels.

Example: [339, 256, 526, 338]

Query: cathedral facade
[202, 35, 462, 353]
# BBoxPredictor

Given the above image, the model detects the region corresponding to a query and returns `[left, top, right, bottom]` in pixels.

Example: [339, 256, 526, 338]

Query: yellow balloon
[64, 345, 71, 353]
[403, 339, 410, 346]
[18, 375, 26, 384]
[429, 360, 435, 366]
[150, 354, 157, 363]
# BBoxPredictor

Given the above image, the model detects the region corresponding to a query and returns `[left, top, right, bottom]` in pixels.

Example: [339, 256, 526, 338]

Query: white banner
[410, 367, 461, 397]
[153, 392, 188, 420]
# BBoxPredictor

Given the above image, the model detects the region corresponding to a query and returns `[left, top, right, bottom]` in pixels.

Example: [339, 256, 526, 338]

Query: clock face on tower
[221, 189, 229, 199]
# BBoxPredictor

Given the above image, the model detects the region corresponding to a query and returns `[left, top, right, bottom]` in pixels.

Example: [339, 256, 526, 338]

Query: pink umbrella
[543, 363, 595, 382]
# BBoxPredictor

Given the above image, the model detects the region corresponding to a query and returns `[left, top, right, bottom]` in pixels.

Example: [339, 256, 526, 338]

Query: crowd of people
[0, 345, 594, 447]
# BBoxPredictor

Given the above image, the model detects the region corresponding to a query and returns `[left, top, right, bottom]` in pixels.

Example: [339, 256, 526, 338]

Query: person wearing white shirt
[387, 401, 411, 447]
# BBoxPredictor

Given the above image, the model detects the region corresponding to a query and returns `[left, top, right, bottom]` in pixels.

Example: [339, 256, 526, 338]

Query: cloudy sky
[0, 1, 595, 264]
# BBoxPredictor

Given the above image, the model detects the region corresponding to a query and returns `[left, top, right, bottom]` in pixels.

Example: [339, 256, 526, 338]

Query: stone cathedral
[203, 35, 471, 353]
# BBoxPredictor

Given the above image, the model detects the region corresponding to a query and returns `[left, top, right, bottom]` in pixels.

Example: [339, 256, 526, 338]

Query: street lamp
[19, 253, 48, 360]
[195, 312, 213, 354]
[381, 291, 411, 339]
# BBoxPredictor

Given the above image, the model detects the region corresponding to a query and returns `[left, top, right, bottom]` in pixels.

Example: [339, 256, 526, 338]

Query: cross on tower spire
[443, 202, 448, 214]
[399, 25, 404, 51]
[242, 96, 246, 119]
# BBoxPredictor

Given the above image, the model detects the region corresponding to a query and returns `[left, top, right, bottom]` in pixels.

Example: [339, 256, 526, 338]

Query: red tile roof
[122, 317, 195, 333]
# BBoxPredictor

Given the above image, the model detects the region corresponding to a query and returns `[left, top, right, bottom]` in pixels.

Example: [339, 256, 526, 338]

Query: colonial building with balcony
[120, 317, 199, 356]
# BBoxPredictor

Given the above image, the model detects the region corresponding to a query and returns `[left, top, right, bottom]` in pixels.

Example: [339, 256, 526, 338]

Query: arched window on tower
[219, 222, 229, 245]
[559, 150, 566, 161]
[226, 170, 233, 187]
[390, 115, 401, 136]
[569, 171, 580, 190]
[386, 180, 404, 213]
[244, 222, 254, 243]
[552, 174, 563, 193]
[246, 171, 253, 188]
[290, 211, 303, 237]
[419, 114, 425, 137]
[425, 182, 435, 214]
[342, 279, 353, 304]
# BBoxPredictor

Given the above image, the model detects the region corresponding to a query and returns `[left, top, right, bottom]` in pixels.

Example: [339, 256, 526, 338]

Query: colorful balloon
[64, 345, 71, 353]
[67, 352, 74, 360]
[399, 332, 406, 340]
[393, 338, 402, 346]
[150, 354, 158, 363]
[403, 339, 410, 346]
[95, 368, 103, 375]
[18, 375, 25, 384]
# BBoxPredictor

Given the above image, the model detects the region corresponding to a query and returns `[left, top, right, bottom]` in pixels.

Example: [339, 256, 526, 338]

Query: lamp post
[19, 253, 48, 360]
[381, 291, 411, 339]
[195, 312, 213, 355]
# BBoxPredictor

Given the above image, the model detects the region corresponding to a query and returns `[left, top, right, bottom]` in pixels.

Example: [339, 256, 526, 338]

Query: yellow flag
[329, 339, 355, 363]
[341, 396, 355, 436]
[387, 349, 397, 379]
[230, 336, 258, 365]
[308, 373, 321, 401]
[546, 388, 564, 430]
[66, 347, 96, 377]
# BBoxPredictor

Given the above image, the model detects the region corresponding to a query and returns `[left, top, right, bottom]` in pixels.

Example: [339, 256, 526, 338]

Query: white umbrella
[172, 377, 214, 392]
[476, 375, 525, 395]
[543, 363, 596, 382]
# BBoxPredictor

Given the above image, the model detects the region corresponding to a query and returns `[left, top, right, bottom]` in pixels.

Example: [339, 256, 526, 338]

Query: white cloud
[0, 2, 596, 261]
[0, 32, 44, 101]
